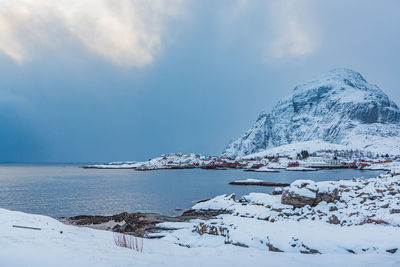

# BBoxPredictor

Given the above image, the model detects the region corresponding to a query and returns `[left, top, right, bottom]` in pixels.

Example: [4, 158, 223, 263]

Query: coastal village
[85, 150, 398, 172]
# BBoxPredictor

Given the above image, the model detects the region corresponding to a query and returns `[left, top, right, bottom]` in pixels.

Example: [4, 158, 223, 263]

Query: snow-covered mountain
[223, 68, 400, 158]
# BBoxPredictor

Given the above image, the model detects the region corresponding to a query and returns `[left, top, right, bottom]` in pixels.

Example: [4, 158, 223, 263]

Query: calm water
[0, 164, 382, 218]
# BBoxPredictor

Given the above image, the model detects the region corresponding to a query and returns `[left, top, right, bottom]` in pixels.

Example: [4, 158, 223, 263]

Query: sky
[0, 0, 400, 163]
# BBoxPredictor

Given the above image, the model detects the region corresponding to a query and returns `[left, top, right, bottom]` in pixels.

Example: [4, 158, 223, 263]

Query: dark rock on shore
[229, 181, 290, 187]
[181, 209, 231, 218]
[59, 209, 231, 238]
[60, 212, 184, 237]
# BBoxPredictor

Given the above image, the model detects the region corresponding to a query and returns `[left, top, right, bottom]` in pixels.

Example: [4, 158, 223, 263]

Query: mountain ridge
[223, 68, 400, 158]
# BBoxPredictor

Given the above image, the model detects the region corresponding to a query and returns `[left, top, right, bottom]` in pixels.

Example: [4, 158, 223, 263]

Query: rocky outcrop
[281, 180, 339, 208]
[60, 209, 232, 238]
[223, 68, 400, 158]
[60, 212, 184, 237]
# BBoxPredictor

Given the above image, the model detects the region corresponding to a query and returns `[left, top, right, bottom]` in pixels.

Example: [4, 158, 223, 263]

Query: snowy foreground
[1, 174, 400, 266]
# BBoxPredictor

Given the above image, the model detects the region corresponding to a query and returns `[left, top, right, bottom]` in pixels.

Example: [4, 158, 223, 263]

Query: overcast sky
[1, 0, 399, 162]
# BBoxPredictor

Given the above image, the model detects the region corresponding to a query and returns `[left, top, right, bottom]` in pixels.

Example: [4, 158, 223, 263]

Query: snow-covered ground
[364, 161, 400, 172]
[1, 207, 399, 267]
[242, 140, 352, 159]
[1, 171, 400, 266]
[0, 208, 276, 267]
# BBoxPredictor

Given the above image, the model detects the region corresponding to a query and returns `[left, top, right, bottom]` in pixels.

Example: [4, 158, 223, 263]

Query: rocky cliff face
[223, 68, 400, 158]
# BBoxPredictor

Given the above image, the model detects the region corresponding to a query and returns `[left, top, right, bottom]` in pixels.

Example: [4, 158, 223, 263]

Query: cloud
[267, 0, 320, 58]
[0, 6, 31, 63]
[0, 0, 186, 67]
[215, 0, 320, 60]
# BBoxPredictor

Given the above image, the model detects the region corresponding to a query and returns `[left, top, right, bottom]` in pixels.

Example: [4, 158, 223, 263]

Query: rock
[349, 212, 360, 218]
[232, 242, 249, 248]
[196, 198, 211, 204]
[316, 189, 339, 203]
[360, 218, 389, 225]
[121, 223, 134, 232]
[390, 209, 400, 214]
[300, 244, 321, 254]
[329, 206, 338, 212]
[281, 180, 339, 208]
[65, 212, 128, 225]
[328, 215, 340, 225]
[112, 224, 122, 232]
[315, 182, 339, 203]
[180, 209, 231, 218]
[229, 181, 290, 187]
[267, 243, 284, 252]
[281, 180, 317, 208]
[381, 203, 389, 208]
[281, 190, 315, 208]
[272, 187, 283, 195]
[386, 248, 398, 254]
[61, 209, 230, 237]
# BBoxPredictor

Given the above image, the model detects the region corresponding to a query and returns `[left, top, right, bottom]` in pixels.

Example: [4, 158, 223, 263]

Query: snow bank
[243, 140, 352, 159]
[4, 208, 399, 266]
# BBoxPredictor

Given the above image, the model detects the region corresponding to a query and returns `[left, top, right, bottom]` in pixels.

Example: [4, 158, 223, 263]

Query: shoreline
[57, 170, 400, 240]
[1, 170, 399, 266]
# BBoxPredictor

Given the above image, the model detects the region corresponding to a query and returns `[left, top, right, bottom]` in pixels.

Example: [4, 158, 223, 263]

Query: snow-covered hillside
[223, 68, 400, 158]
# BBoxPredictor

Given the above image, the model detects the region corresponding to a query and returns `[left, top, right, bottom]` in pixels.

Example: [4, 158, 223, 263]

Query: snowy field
[0, 207, 399, 266]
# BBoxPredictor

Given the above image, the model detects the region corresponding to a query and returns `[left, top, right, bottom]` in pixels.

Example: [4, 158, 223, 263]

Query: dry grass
[114, 233, 143, 252]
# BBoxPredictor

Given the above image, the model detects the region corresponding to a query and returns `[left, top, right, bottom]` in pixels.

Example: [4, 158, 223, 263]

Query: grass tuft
[114, 233, 143, 252]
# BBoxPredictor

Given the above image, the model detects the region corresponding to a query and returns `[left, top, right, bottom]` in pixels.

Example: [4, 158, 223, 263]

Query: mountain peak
[293, 68, 382, 97]
[327, 68, 366, 82]
[222, 69, 400, 158]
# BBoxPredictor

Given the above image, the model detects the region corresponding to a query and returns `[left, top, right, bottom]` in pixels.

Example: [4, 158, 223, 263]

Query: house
[306, 156, 341, 167]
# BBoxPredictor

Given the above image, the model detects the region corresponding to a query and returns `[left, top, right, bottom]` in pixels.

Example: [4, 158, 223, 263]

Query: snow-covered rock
[281, 180, 319, 207]
[223, 68, 400, 158]
[272, 187, 283, 195]
[160, 173, 400, 256]
[281, 180, 339, 208]
[252, 166, 280, 172]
